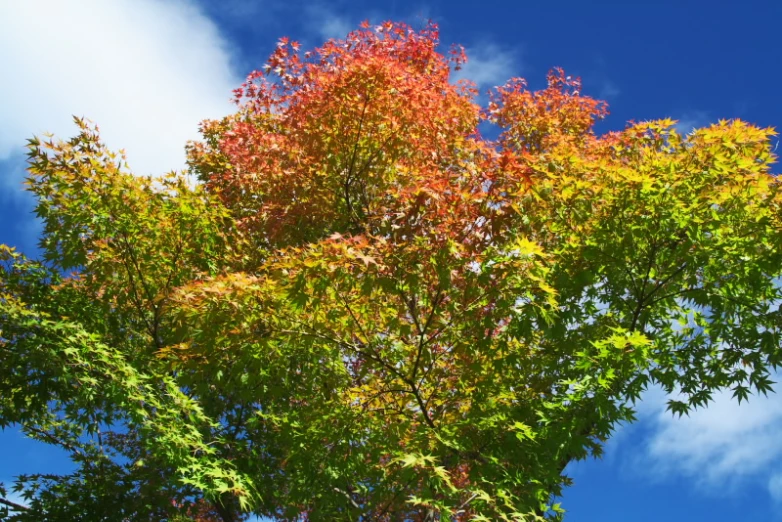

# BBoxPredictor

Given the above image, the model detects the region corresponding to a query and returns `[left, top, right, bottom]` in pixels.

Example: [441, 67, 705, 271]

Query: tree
[1, 20, 781, 521]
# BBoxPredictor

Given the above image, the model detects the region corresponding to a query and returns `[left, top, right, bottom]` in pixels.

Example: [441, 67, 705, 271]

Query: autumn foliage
[2, 21, 781, 522]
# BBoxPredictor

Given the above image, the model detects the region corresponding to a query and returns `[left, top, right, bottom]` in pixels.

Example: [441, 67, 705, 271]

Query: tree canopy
[1, 21, 781, 521]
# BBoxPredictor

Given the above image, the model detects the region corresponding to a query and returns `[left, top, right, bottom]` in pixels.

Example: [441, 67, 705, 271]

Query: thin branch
[119, 231, 164, 348]
[24, 426, 84, 458]
[410, 287, 444, 382]
[646, 286, 699, 307]
[400, 288, 424, 338]
[117, 247, 155, 338]
[0, 496, 29, 512]
[333, 286, 371, 344]
[456, 492, 479, 512]
[120, 231, 156, 305]
[638, 235, 661, 304]
[374, 475, 419, 520]
[410, 384, 438, 431]
[647, 262, 688, 299]
[344, 96, 371, 227]
[334, 487, 361, 510]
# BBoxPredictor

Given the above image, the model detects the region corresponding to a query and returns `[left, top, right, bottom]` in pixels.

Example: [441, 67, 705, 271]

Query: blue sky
[1, 0, 781, 519]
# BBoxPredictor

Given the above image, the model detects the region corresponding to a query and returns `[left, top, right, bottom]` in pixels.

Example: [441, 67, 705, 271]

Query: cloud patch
[0, 0, 240, 179]
[633, 381, 782, 497]
[453, 42, 519, 92]
[597, 79, 620, 100]
[770, 473, 782, 502]
[673, 111, 711, 134]
[305, 5, 355, 41]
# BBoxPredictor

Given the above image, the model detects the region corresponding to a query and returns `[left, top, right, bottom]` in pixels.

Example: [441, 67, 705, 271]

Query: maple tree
[2, 20, 781, 521]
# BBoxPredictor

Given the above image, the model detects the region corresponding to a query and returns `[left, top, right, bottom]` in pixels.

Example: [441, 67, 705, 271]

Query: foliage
[1, 20, 781, 521]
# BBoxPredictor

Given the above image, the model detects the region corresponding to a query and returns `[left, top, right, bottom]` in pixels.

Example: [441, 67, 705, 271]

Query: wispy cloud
[0, 0, 240, 179]
[631, 381, 782, 497]
[770, 473, 782, 503]
[0, 157, 41, 251]
[673, 111, 711, 134]
[598, 79, 620, 100]
[453, 42, 520, 92]
[304, 4, 355, 42]
[299, 9, 519, 96]
[578, 54, 620, 102]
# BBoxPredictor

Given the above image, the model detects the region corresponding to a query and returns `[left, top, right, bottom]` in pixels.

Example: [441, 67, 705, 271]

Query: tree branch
[0, 496, 29, 512]
[24, 426, 84, 458]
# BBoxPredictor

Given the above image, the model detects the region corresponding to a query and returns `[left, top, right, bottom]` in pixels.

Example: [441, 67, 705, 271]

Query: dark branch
[0, 496, 29, 512]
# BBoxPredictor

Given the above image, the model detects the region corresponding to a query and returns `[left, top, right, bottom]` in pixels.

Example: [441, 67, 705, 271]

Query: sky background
[1, 0, 781, 520]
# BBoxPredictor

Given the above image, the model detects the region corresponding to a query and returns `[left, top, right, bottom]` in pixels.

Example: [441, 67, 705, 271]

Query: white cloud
[318, 14, 353, 41]
[0, 157, 30, 203]
[0, 0, 241, 178]
[305, 5, 354, 42]
[674, 111, 710, 135]
[770, 473, 782, 502]
[0, 158, 41, 250]
[453, 43, 519, 92]
[633, 381, 782, 495]
[301, 10, 517, 95]
[598, 79, 620, 100]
